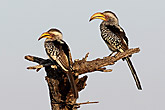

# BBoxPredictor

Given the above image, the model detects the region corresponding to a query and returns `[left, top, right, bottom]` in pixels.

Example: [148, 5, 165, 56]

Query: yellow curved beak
[89, 12, 106, 22]
[38, 32, 52, 41]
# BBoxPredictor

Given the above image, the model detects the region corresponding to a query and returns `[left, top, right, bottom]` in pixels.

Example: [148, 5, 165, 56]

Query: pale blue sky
[1, 0, 165, 110]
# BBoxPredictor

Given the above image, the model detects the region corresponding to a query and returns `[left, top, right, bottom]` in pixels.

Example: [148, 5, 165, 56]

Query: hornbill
[38, 28, 78, 98]
[89, 11, 142, 90]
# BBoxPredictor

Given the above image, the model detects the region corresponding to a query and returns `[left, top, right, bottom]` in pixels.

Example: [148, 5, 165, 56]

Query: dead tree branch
[25, 48, 140, 110]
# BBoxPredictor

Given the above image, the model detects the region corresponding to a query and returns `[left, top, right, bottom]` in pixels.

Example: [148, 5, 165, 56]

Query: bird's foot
[109, 52, 115, 57]
[114, 52, 120, 57]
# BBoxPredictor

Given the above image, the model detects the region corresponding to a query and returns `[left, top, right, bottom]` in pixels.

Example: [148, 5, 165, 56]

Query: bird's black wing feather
[106, 25, 129, 46]
[52, 40, 78, 98]
[52, 40, 71, 66]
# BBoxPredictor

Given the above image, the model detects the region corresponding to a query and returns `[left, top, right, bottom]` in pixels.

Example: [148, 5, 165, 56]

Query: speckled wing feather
[106, 25, 128, 52]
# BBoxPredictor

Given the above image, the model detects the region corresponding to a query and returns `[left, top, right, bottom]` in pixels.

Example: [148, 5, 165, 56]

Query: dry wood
[25, 48, 140, 110]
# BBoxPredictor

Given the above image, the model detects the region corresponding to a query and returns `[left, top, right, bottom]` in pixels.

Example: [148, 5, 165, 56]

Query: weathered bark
[25, 48, 140, 109]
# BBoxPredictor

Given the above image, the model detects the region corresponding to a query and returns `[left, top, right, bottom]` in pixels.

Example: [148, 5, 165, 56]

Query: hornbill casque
[89, 11, 142, 90]
[38, 28, 78, 98]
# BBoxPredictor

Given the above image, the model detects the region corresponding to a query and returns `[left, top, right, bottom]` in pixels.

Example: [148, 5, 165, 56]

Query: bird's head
[89, 11, 119, 25]
[38, 28, 63, 41]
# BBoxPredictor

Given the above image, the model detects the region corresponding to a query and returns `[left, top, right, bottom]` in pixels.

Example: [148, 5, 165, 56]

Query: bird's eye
[105, 15, 109, 20]
[51, 34, 55, 37]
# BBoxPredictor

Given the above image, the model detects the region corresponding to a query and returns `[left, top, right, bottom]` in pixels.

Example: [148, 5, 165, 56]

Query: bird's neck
[100, 21, 108, 31]
[100, 21, 111, 39]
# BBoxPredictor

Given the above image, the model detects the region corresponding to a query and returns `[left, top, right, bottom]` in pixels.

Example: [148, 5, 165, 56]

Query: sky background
[1, 0, 165, 110]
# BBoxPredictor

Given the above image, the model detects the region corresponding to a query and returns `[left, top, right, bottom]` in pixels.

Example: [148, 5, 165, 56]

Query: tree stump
[25, 48, 140, 110]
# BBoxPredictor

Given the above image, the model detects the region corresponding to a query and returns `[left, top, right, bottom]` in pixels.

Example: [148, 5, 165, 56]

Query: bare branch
[73, 48, 140, 75]
[74, 101, 99, 108]
[27, 65, 43, 70]
[76, 101, 99, 106]
[25, 47, 140, 110]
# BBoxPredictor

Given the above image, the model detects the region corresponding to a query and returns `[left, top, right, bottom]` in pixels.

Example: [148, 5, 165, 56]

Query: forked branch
[25, 48, 140, 110]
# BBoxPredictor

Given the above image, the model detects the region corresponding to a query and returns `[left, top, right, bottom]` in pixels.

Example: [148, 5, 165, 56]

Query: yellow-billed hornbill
[89, 11, 142, 90]
[38, 28, 78, 98]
